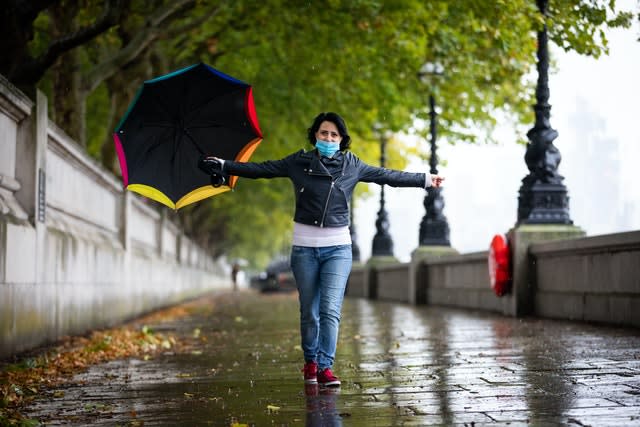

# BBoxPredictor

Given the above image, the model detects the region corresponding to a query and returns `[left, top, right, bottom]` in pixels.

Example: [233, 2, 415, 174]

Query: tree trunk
[50, 48, 84, 143]
[100, 89, 119, 173]
[99, 47, 153, 173]
[49, 2, 87, 145]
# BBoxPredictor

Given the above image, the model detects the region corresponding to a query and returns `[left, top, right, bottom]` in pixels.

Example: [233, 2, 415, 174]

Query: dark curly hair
[306, 112, 351, 151]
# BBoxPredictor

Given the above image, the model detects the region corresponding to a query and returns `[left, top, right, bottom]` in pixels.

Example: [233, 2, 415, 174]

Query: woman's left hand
[431, 175, 445, 188]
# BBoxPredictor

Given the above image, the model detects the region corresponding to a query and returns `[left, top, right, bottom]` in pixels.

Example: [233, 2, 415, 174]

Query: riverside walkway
[23, 291, 640, 426]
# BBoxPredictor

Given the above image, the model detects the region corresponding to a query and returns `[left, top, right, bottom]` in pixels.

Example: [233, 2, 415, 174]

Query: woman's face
[315, 121, 342, 144]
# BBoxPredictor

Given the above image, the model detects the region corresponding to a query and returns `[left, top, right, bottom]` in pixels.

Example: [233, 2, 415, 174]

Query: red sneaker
[317, 368, 341, 387]
[302, 361, 318, 384]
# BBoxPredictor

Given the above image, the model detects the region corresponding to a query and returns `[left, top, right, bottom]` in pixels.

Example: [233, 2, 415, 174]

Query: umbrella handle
[198, 157, 227, 187]
[211, 173, 226, 187]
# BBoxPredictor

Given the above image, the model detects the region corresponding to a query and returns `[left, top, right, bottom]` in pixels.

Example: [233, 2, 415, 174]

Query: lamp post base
[518, 182, 573, 225]
[371, 233, 394, 257]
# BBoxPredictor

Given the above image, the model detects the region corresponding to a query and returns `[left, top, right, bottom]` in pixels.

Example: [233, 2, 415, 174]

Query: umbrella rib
[186, 119, 253, 132]
[140, 122, 227, 132]
[182, 128, 206, 155]
[187, 123, 225, 129]
[145, 135, 166, 155]
[186, 87, 246, 118]
[143, 122, 175, 128]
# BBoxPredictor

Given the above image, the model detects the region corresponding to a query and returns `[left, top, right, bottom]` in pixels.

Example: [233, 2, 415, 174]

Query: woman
[201, 112, 444, 387]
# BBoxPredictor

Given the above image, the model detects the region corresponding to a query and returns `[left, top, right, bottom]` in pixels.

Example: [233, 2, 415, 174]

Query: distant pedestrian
[200, 112, 444, 387]
[231, 262, 240, 291]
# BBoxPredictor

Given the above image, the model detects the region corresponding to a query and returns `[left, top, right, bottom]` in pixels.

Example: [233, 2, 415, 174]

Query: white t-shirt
[292, 222, 352, 247]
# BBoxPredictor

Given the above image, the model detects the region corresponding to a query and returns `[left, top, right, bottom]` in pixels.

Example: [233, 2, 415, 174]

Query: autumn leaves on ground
[0, 294, 221, 426]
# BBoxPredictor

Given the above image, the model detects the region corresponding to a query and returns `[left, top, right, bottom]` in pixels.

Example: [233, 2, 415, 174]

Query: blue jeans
[290, 244, 352, 370]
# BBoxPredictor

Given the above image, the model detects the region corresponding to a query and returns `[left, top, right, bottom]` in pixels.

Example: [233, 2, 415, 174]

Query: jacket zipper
[320, 181, 334, 227]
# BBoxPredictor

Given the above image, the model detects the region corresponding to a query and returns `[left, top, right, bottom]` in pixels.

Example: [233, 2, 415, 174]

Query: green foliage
[15, 0, 636, 267]
[547, 0, 634, 56]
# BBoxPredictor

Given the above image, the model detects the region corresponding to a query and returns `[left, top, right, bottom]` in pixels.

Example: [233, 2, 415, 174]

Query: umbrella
[113, 63, 262, 210]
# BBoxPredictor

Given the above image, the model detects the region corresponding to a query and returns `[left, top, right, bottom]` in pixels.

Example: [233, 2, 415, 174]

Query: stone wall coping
[422, 250, 488, 266]
[0, 74, 33, 120]
[131, 196, 162, 220]
[374, 262, 410, 272]
[530, 230, 640, 256]
[0, 174, 21, 192]
[47, 120, 122, 192]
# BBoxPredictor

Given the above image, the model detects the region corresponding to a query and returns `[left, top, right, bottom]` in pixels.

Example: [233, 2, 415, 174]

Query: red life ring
[488, 234, 511, 296]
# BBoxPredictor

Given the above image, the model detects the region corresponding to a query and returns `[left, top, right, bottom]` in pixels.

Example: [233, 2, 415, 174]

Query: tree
[0, 0, 122, 90]
[1, 0, 634, 266]
[172, 0, 633, 266]
[34, 0, 221, 145]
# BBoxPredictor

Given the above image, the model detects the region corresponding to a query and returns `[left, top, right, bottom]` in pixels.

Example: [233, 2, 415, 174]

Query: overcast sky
[355, 4, 640, 262]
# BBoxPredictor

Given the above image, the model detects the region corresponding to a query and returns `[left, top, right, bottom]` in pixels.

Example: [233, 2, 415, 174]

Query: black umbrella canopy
[114, 63, 262, 209]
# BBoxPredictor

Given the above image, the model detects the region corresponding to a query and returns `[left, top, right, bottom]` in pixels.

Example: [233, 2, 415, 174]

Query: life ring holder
[488, 234, 512, 296]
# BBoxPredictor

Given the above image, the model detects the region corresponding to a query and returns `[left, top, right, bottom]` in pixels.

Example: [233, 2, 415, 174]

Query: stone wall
[421, 251, 503, 311]
[354, 232, 639, 328]
[530, 230, 640, 326]
[345, 265, 366, 298]
[374, 263, 410, 303]
[0, 77, 227, 358]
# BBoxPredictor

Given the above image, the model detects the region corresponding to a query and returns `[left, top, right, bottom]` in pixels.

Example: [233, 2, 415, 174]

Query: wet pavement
[24, 291, 640, 426]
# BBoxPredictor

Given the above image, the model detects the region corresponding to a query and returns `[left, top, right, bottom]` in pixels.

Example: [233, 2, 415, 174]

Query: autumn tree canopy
[1, 0, 634, 266]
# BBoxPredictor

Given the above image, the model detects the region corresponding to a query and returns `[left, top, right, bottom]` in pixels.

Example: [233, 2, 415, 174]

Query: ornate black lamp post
[517, 0, 573, 225]
[418, 64, 451, 246]
[349, 194, 361, 262]
[371, 128, 394, 257]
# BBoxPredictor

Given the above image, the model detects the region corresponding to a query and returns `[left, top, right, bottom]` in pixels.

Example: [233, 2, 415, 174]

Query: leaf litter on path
[0, 292, 229, 426]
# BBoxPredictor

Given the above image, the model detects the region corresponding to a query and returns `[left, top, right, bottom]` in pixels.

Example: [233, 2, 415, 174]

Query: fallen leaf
[0, 295, 202, 426]
[267, 404, 280, 413]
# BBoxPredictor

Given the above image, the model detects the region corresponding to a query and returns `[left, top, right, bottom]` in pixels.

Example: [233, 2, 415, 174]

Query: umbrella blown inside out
[113, 63, 262, 209]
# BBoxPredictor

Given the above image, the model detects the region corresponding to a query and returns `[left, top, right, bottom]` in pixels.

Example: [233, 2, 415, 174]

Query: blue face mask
[315, 139, 340, 157]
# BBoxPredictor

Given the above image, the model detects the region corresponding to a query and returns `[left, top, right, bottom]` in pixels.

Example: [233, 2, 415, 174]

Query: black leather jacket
[223, 149, 426, 228]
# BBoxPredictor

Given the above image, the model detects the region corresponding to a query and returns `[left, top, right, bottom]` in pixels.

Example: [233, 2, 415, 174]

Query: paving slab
[23, 291, 640, 426]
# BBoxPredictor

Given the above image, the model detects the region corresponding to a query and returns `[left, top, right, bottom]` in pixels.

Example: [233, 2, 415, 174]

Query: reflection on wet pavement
[305, 385, 342, 427]
[24, 292, 640, 426]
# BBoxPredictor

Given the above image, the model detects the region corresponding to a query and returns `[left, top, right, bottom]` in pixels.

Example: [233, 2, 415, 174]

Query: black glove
[198, 156, 228, 188]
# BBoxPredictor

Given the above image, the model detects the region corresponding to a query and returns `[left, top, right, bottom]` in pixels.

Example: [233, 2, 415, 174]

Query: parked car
[250, 257, 296, 292]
